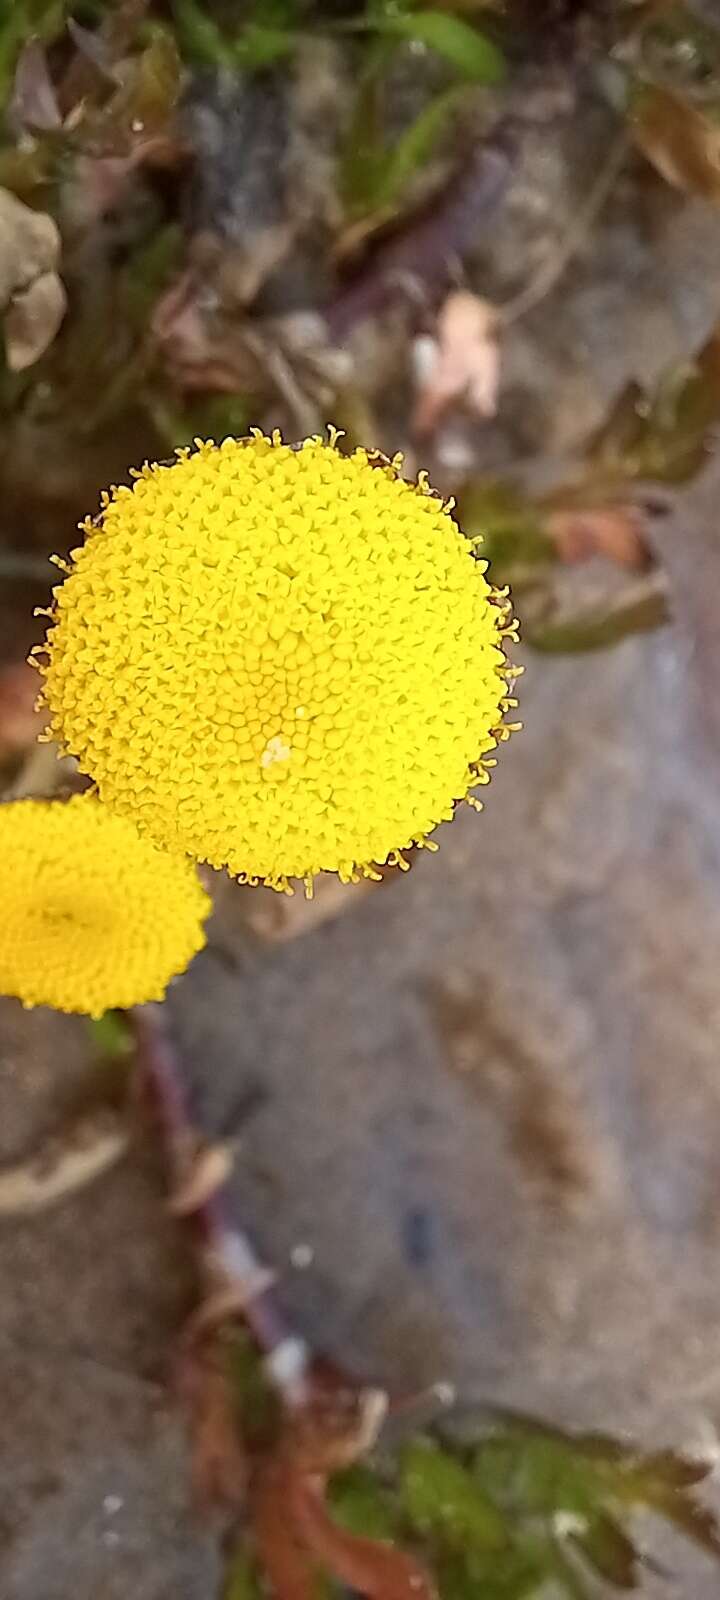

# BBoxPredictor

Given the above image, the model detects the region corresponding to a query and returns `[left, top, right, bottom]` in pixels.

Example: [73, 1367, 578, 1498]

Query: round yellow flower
[0, 794, 210, 1016]
[37, 433, 519, 891]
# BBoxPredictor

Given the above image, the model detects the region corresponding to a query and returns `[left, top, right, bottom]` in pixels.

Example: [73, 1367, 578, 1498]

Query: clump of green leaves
[340, 3, 504, 221]
[223, 1395, 720, 1600]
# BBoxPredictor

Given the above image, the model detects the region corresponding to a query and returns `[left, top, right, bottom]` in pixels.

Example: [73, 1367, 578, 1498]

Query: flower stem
[129, 1002, 310, 1407]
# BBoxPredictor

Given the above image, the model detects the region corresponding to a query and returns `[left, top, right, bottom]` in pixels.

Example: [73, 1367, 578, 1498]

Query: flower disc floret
[0, 795, 210, 1015]
[38, 433, 519, 890]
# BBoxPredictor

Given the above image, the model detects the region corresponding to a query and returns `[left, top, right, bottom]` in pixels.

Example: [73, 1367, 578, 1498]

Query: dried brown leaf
[0, 188, 60, 304]
[168, 1140, 235, 1216]
[5, 270, 67, 370]
[289, 1477, 437, 1600]
[0, 661, 47, 758]
[631, 83, 720, 203]
[411, 291, 500, 437]
[188, 1358, 248, 1514]
[252, 1460, 320, 1600]
[544, 505, 652, 570]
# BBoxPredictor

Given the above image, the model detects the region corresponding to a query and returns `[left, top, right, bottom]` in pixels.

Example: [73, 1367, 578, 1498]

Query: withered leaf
[544, 505, 651, 571]
[5, 270, 66, 370]
[526, 585, 668, 652]
[631, 82, 720, 203]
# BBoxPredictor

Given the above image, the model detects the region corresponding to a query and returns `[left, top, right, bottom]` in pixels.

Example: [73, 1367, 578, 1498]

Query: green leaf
[236, 23, 295, 68]
[376, 11, 505, 82]
[122, 224, 183, 328]
[526, 588, 668, 653]
[225, 1330, 282, 1449]
[400, 1438, 508, 1553]
[171, 0, 294, 70]
[375, 84, 469, 208]
[329, 1466, 401, 1542]
[459, 481, 556, 578]
[587, 327, 720, 486]
[171, 0, 238, 67]
[88, 1010, 133, 1061]
[570, 1512, 638, 1589]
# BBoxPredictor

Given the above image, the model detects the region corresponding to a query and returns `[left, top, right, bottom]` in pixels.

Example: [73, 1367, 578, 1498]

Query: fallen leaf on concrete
[0, 1108, 128, 1215]
[0, 188, 66, 368]
[544, 505, 652, 570]
[631, 83, 720, 204]
[411, 291, 499, 437]
[168, 1139, 235, 1216]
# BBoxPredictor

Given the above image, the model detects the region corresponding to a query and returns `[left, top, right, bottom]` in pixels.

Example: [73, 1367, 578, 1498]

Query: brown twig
[129, 1003, 309, 1407]
[129, 1006, 438, 1600]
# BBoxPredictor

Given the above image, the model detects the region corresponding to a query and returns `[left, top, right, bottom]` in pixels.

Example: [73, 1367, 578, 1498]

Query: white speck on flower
[260, 734, 292, 768]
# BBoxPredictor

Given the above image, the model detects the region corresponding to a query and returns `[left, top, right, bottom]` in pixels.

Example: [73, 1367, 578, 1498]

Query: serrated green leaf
[377, 11, 505, 82]
[526, 588, 667, 653]
[587, 328, 720, 487]
[329, 1466, 401, 1543]
[400, 1439, 508, 1553]
[570, 1511, 638, 1589]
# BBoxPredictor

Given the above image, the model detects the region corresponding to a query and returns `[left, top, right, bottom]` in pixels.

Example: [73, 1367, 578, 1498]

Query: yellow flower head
[0, 794, 210, 1016]
[37, 433, 519, 891]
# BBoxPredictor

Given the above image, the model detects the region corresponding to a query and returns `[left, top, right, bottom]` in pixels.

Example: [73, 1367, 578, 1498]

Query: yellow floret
[38, 433, 519, 891]
[0, 794, 210, 1015]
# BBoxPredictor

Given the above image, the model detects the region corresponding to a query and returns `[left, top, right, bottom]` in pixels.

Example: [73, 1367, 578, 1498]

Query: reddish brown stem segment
[129, 1003, 309, 1404]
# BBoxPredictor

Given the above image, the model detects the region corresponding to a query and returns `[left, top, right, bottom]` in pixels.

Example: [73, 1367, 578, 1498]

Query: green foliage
[223, 1548, 266, 1600]
[170, 0, 296, 71]
[226, 1329, 283, 1449]
[323, 1416, 720, 1600]
[0, 0, 66, 102]
[370, 7, 505, 82]
[401, 1437, 509, 1552]
[87, 1009, 133, 1061]
[376, 84, 471, 208]
[459, 482, 555, 581]
[587, 330, 720, 486]
[329, 1464, 402, 1542]
[147, 392, 253, 454]
[341, 64, 470, 216]
[525, 589, 667, 654]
